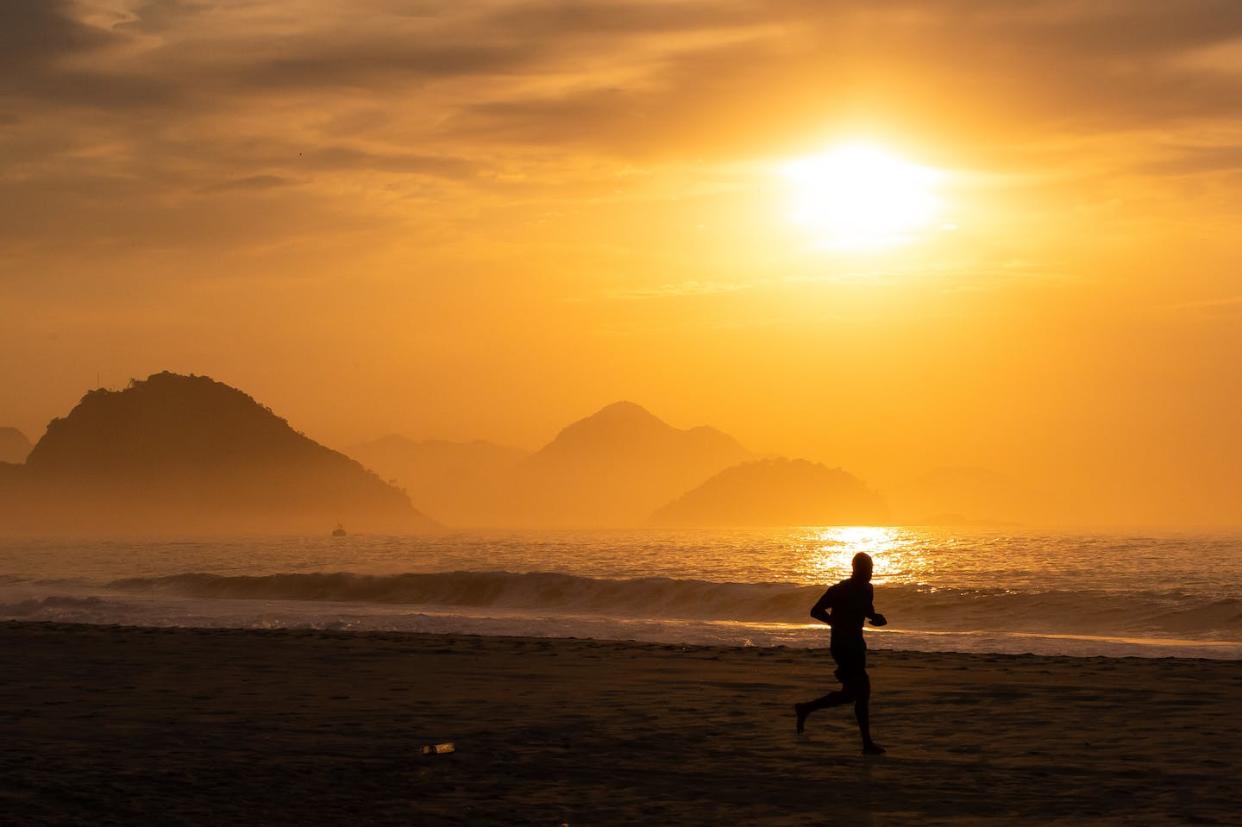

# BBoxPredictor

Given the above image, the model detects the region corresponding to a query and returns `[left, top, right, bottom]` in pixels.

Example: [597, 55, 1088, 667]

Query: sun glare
[783, 142, 945, 251]
[809, 526, 903, 581]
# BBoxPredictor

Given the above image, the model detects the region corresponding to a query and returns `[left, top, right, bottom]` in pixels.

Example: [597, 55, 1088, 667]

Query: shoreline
[4, 620, 1240, 824]
[10, 616, 1239, 662]
[4, 604, 1240, 661]
[2, 615, 1242, 660]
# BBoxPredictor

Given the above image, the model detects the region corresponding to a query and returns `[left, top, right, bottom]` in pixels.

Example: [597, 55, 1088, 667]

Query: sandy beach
[2, 621, 1239, 825]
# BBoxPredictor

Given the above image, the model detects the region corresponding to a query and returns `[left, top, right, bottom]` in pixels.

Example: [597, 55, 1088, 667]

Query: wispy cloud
[4, 0, 1242, 260]
[197, 174, 298, 194]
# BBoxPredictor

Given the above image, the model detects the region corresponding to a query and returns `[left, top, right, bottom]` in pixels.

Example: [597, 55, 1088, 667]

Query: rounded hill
[12, 372, 434, 534]
[650, 458, 889, 527]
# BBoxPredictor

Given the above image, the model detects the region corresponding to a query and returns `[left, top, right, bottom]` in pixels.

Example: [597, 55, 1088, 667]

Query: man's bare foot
[862, 742, 886, 755]
[794, 703, 810, 735]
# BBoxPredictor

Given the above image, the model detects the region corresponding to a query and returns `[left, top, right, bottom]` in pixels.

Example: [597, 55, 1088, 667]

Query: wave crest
[106, 571, 1242, 637]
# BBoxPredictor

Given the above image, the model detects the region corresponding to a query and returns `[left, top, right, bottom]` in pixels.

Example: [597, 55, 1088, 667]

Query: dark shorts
[830, 640, 868, 688]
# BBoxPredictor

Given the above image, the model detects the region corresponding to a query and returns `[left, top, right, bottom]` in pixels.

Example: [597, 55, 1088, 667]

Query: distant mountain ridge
[345, 402, 751, 527]
[532, 401, 739, 460]
[650, 457, 889, 527]
[2, 372, 435, 534]
[3, 381, 892, 532]
[0, 427, 32, 464]
[505, 401, 753, 526]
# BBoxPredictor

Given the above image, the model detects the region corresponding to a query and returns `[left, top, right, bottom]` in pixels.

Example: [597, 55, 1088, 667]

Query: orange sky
[3, 0, 1241, 526]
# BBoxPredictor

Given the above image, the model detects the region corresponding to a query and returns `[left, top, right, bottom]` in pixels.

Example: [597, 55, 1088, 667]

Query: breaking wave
[106, 570, 1242, 639]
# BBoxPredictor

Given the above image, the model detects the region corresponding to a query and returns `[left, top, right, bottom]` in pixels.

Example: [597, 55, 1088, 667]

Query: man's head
[851, 552, 873, 582]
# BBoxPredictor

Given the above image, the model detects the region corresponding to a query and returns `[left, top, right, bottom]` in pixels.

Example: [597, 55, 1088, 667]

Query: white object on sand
[421, 742, 455, 755]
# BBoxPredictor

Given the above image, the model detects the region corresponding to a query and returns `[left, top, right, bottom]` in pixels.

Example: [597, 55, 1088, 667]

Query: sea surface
[2, 528, 1240, 659]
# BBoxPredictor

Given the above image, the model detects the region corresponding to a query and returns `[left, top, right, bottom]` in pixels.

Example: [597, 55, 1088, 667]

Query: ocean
[2, 527, 1240, 659]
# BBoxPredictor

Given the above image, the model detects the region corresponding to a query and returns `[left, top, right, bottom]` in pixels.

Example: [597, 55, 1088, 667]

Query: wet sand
[2, 621, 1240, 825]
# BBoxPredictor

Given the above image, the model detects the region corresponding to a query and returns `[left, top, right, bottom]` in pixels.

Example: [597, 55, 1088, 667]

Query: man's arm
[810, 587, 834, 625]
[865, 583, 887, 627]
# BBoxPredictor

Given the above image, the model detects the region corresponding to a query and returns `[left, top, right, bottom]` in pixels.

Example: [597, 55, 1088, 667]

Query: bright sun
[783, 142, 945, 251]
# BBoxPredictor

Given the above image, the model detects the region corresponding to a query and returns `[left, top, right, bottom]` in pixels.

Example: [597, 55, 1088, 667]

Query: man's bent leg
[795, 689, 855, 733]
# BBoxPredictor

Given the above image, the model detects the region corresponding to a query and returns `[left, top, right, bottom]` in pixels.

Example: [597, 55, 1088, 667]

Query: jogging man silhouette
[794, 551, 887, 754]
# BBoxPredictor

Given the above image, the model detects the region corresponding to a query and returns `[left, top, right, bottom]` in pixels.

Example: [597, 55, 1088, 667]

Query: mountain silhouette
[3, 372, 435, 534]
[650, 457, 889, 527]
[0, 427, 32, 464]
[502, 401, 752, 526]
[348, 436, 527, 526]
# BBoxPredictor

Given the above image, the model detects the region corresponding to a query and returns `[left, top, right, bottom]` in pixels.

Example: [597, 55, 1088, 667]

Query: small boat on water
[332, 523, 347, 537]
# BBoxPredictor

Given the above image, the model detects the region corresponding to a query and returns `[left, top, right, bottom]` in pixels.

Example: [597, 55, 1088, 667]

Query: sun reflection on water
[804, 526, 919, 584]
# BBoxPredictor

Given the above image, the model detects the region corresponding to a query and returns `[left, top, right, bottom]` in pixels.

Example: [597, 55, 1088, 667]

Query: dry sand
[2, 621, 1239, 825]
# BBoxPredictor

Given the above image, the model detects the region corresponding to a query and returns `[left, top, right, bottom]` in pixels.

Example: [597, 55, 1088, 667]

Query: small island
[651, 457, 889, 527]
